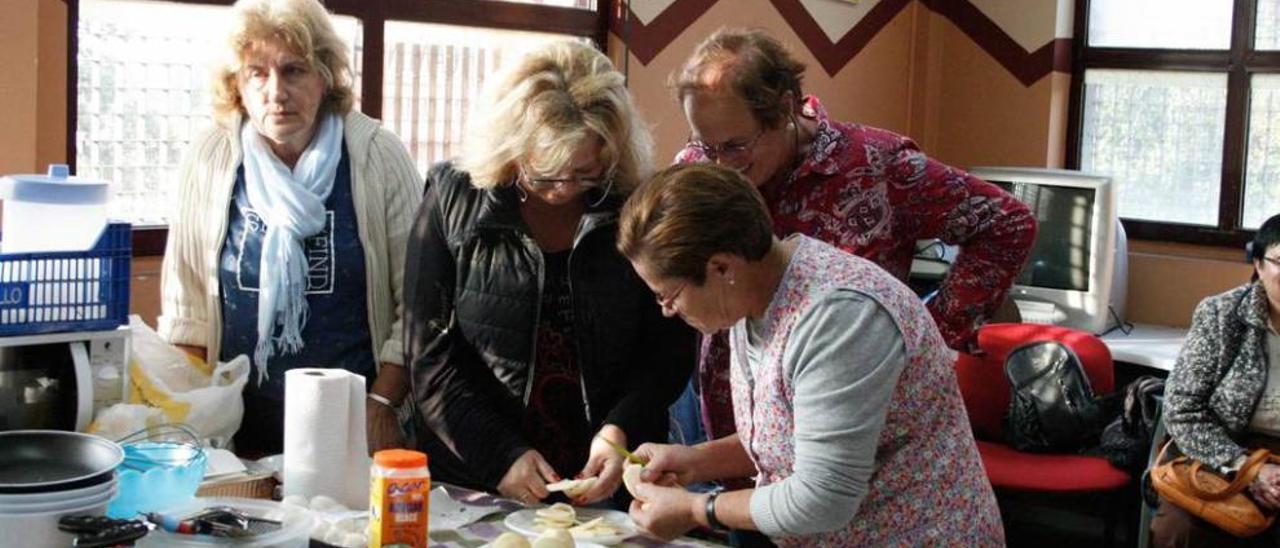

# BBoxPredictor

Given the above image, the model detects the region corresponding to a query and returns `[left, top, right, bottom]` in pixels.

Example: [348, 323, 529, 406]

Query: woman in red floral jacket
[672, 27, 1037, 446]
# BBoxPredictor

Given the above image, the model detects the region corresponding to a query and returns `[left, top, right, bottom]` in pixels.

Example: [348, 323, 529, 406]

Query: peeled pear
[544, 477, 597, 498]
[621, 462, 644, 497]
[492, 532, 532, 548]
[531, 528, 574, 548]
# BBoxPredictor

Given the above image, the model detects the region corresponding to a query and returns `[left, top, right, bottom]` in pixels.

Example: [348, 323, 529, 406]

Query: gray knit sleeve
[749, 290, 906, 537]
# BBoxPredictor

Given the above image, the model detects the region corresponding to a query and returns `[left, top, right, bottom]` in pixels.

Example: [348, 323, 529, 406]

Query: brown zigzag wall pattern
[609, 0, 719, 64]
[611, 0, 1071, 86]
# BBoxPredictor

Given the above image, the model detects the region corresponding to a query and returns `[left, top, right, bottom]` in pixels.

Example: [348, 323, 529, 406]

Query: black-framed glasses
[1262, 255, 1280, 268]
[687, 129, 765, 164]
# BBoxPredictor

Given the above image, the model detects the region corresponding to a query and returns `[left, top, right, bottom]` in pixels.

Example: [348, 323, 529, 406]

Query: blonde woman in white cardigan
[157, 0, 421, 456]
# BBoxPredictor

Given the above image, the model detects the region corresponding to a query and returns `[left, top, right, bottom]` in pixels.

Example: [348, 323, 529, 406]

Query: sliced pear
[531, 528, 574, 548]
[492, 532, 532, 548]
[621, 462, 644, 497]
[544, 476, 597, 498]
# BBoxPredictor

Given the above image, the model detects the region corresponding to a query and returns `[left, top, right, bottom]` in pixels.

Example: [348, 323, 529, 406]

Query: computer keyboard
[1014, 300, 1066, 325]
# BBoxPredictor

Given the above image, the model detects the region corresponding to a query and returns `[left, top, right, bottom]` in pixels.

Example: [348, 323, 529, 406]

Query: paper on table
[282, 368, 372, 509]
[202, 448, 247, 479]
[430, 486, 504, 532]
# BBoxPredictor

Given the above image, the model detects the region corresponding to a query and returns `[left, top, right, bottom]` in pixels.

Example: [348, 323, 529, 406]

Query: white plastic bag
[88, 403, 165, 440]
[123, 316, 250, 445]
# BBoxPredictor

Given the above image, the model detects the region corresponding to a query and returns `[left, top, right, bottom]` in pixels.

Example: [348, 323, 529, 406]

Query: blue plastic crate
[0, 223, 131, 335]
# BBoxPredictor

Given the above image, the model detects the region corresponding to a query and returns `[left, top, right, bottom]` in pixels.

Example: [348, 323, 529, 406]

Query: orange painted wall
[3, 0, 1259, 328]
[36, 0, 68, 170]
[610, 1, 1254, 328]
[1, 0, 159, 325]
[1, 0, 42, 174]
[0, 0, 66, 175]
[912, 11, 1062, 169]
[611, 0, 921, 164]
[1125, 241, 1253, 327]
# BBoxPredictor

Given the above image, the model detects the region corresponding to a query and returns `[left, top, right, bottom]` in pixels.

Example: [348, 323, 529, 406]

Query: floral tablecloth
[428, 484, 725, 548]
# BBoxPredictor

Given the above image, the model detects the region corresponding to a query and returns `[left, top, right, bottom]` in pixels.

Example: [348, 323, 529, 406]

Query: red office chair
[956, 323, 1132, 546]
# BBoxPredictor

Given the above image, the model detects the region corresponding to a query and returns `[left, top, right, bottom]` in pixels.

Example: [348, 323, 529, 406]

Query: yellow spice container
[369, 449, 430, 548]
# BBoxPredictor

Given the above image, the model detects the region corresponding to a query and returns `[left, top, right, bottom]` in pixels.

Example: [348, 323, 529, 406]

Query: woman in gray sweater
[615, 164, 1001, 546]
[1155, 212, 1280, 546]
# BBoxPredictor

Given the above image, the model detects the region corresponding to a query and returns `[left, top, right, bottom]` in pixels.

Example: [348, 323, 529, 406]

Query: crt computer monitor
[967, 167, 1128, 334]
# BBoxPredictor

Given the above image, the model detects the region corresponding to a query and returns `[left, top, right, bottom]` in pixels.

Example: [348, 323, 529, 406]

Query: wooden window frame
[1065, 0, 1273, 248]
[66, 0, 611, 255]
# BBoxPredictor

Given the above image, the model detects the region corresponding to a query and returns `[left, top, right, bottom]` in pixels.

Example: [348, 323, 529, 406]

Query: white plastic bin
[0, 164, 109, 254]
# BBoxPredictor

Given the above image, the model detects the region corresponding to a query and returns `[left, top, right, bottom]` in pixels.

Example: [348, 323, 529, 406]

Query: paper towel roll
[282, 368, 372, 509]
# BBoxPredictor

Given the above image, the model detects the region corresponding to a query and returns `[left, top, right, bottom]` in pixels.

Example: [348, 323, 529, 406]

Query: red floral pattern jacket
[677, 96, 1037, 442]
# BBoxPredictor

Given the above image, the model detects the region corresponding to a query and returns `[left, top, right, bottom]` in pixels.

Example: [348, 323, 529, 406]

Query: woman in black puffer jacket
[402, 40, 696, 507]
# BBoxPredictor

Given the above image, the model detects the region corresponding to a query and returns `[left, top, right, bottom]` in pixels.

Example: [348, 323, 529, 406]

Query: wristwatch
[704, 491, 727, 532]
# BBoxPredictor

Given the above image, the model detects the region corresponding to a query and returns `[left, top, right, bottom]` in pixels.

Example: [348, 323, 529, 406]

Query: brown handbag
[1150, 439, 1280, 537]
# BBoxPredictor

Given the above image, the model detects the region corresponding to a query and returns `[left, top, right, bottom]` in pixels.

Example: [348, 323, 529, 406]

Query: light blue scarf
[240, 113, 344, 382]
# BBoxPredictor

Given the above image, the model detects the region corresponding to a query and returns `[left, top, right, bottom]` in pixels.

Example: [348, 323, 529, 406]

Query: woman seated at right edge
[1155, 212, 1280, 547]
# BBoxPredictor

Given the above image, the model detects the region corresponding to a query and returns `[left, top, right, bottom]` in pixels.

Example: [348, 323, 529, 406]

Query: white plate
[503, 507, 636, 546]
[429, 486, 504, 532]
[482, 541, 607, 548]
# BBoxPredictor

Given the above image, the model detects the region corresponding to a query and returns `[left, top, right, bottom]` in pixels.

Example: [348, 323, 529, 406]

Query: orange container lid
[374, 449, 428, 469]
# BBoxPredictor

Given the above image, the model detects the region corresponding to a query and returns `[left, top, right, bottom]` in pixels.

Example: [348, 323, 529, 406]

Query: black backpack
[1003, 341, 1110, 452]
[1090, 376, 1165, 473]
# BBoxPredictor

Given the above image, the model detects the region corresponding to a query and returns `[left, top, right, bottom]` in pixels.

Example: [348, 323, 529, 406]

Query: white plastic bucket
[0, 482, 116, 513]
[0, 495, 112, 548]
[0, 475, 116, 505]
[0, 164, 109, 254]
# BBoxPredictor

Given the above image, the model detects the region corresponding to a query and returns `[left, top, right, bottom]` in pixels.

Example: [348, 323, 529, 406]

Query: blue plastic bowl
[106, 442, 207, 518]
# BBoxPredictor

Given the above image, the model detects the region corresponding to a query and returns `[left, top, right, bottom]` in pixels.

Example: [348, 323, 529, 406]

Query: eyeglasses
[525, 174, 610, 190]
[1263, 255, 1280, 268]
[655, 281, 688, 310]
[517, 167, 616, 207]
[687, 129, 765, 165]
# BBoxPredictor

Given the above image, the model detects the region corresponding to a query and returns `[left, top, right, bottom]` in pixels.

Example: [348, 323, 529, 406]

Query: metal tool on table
[58, 515, 150, 548]
[148, 506, 283, 538]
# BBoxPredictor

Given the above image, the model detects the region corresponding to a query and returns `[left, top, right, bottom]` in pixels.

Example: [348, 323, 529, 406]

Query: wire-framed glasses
[518, 166, 616, 208]
[655, 281, 688, 310]
[687, 129, 765, 164]
[524, 174, 610, 189]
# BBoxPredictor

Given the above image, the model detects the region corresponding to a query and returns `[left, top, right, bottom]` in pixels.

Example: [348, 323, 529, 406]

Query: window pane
[77, 0, 361, 226]
[1088, 0, 1232, 49]
[483, 0, 595, 8]
[1244, 75, 1280, 229]
[1259, 0, 1280, 50]
[1080, 70, 1227, 225]
[382, 22, 584, 176]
